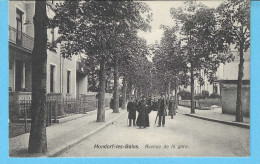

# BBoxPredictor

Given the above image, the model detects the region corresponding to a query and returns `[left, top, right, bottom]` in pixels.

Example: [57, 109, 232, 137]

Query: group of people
[127, 94, 177, 128]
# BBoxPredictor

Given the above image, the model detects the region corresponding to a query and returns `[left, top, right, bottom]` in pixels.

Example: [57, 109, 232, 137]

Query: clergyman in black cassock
[136, 97, 152, 128]
[127, 97, 137, 126]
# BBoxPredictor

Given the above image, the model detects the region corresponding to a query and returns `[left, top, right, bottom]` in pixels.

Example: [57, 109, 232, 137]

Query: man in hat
[127, 96, 137, 126]
[136, 96, 151, 128]
[157, 94, 167, 127]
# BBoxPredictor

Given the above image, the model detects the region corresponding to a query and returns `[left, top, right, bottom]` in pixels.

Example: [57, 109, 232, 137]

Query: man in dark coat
[127, 97, 137, 126]
[152, 97, 158, 111]
[157, 94, 167, 127]
[147, 96, 152, 106]
[136, 96, 151, 128]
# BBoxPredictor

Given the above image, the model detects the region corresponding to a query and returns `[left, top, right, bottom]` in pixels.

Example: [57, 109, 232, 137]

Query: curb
[54, 110, 97, 124]
[47, 110, 127, 157]
[181, 113, 250, 129]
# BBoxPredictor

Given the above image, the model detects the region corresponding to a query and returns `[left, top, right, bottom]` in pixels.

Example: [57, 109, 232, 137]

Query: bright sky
[137, 1, 223, 46]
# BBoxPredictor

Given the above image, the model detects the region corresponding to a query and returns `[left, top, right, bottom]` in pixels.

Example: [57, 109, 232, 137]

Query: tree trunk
[122, 76, 127, 109]
[28, 0, 48, 154]
[105, 79, 108, 93]
[113, 55, 119, 113]
[97, 56, 106, 122]
[174, 78, 178, 109]
[190, 62, 195, 114]
[167, 82, 171, 106]
[127, 82, 133, 101]
[137, 86, 141, 99]
[236, 42, 244, 122]
[134, 87, 137, 99]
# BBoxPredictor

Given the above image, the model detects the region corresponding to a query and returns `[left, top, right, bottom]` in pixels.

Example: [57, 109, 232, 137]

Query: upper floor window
[16, 9, 23, 44]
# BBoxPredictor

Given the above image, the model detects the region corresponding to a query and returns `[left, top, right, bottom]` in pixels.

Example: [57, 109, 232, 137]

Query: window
[213, 83, 218, 93]
[16, 9, 23, 45]
[15, 61, 24, 91]
[50, 65, 55, 93]
[67, 70, 71, 94]
[51, 28, 55, 43]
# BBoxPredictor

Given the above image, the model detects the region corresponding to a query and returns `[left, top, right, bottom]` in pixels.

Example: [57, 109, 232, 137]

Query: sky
[137, 1, 224, 46]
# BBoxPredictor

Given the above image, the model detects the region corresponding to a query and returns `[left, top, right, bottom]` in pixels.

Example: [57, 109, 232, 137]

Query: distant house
[8, 1, 89, 120]
[179, 69, 220, 96]
[178, 44, 250, 117]
[214, 47, 250, 117]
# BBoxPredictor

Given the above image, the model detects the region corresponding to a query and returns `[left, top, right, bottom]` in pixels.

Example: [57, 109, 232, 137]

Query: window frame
[16, 8, 23, 45]
[50, 64, 56, 93]
[67, 70, 71, 94]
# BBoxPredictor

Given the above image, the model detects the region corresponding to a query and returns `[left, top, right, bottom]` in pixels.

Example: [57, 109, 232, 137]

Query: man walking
[127, 97, 137, 126]
[157, 94, 167, 127]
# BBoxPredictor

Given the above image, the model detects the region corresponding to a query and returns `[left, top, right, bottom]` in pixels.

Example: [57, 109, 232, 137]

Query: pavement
[9, 108, 127, 157]
[58, 110, 250, 157]
[177, 106, 250, 129]
[9, 105, 250, 157]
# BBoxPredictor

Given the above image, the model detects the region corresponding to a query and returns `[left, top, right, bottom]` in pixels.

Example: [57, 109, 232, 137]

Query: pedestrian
[157, 94, 167, 127]
[110, 97, 114, 110]
[127, 96, 137, 126]
[147, 96, 152, 107]
[152, 97, 158, 111]
[168, 96, 174, 119]
[136, 96, 151, 128]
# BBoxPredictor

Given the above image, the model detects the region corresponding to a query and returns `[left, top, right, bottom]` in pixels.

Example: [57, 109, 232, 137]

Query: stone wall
[221, 84, 250, 117]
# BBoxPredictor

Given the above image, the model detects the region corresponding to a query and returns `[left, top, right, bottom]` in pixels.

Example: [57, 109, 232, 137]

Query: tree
[152, 26, 188, 107]
[217, 0, 250, 122]
[119, 36, 152, 104]
[170, 2, 232, 114]
[106, 2, 151, 113]
[51, 0, 151, 119]
[28, 0, 48, 153]
[52, 0, 115, 121]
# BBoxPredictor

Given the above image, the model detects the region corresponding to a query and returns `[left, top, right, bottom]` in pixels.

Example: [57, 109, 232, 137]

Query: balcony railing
[9, 26, 34, 51]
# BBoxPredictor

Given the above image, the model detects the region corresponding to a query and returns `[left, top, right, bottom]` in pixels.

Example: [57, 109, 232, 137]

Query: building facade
[9, 1, 89, 119]
[215, 47, 250, 117]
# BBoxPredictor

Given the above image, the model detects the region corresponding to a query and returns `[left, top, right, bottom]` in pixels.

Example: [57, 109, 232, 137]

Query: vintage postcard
[7, 0, 251, 158]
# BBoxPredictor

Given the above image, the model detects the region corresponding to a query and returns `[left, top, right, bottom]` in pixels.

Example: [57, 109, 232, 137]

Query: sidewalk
[9, 108, 127, 157]
[177, 106, 250, 129]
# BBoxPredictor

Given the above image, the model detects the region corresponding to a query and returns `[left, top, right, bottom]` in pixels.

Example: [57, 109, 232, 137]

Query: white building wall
[9, 1, 80, 99]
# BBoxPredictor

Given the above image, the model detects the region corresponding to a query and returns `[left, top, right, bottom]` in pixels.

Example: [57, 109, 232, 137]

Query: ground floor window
[67, 70, 71, 94]
[50, 65, 55, 93]
[15, 60, 25, 91]
[213, 83, 218, 93]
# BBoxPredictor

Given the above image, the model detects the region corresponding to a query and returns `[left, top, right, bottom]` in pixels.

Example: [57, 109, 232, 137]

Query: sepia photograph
[8, 0, 250, 157]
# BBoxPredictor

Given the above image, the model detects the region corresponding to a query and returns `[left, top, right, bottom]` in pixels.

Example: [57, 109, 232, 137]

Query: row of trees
[28, 0, 249, 153]
[28, 0, 153, 153]
[50, 0, 154, 118]
[151, 0, 249, 122]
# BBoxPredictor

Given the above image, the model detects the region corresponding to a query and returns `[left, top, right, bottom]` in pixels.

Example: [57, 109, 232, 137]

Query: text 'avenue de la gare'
[93, 144, 189, 149]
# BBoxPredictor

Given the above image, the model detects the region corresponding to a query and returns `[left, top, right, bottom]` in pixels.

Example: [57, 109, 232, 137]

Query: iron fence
[15, 97, 108, 133]
[9, 26, 34, 51]
[178, 100, 200, 109]
[62, 97, 98, 114]
[19, 98, 58, 133]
